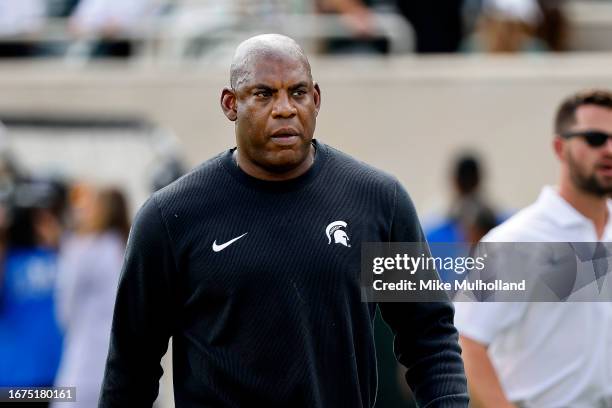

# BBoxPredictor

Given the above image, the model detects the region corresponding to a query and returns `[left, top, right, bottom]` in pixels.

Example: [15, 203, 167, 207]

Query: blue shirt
[0, 247, 63, 386]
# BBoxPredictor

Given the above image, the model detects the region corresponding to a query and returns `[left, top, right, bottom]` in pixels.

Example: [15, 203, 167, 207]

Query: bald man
[99, 34, 468, 407]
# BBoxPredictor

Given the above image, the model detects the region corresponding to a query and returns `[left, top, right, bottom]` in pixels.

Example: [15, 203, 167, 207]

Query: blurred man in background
[455, 89, 612, 407]
[425, 153, 499, 285]
[427, 153, 499, 245]
[100, 33, 468, 407]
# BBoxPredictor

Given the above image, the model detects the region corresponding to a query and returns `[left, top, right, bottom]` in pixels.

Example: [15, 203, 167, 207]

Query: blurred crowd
[0, 0, 157, 58]
[0, 0, 580, 58]
[320, 0, 568, 53]
[0, 150, 130, 407]
[0, 114, 188, 406]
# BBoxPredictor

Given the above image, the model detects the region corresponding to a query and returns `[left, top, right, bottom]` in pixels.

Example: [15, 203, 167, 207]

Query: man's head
[220, 34, 321, 178]
[554, 89, 612, 197]
[452, 154, 481, 197]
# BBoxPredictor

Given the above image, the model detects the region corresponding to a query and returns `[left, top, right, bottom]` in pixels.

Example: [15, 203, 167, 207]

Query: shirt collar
[536, 185, 612, 230]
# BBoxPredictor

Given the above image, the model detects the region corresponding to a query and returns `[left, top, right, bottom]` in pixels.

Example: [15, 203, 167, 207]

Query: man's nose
[272, 92, 297, 118]
[604, 136, 612, 153]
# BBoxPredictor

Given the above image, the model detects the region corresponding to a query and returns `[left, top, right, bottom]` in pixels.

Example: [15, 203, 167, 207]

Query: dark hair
[454, 155, 481, 195]
[7, 207, 37, 248]
[555, 89, 612, 134]
[95, 188, 131, 242]
[6, 180, 67, 248]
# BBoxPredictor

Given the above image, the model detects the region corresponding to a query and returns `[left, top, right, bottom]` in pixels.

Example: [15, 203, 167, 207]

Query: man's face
[561, 105, 612, 196]
[228, 53, 320, 173]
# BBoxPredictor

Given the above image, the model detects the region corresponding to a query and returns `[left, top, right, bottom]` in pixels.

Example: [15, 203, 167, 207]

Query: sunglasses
[561, 130, 612, 147]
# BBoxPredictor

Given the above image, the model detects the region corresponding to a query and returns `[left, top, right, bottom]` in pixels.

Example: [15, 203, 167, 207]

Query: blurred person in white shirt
[0, 0, 46, 57]
[68, 0, 156, 57]
[476, 0, 567, 52]
[53, 185, 130, 408]
[455, 89, 612, 407]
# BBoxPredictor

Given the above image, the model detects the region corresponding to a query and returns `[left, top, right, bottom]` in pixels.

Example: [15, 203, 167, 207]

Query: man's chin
[580, 176, 612, 197]
[264, 154, 308, 173]
[263, 144, 311, 169]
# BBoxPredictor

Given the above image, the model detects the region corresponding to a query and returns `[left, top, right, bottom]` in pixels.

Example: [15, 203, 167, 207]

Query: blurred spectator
[68, 0, 156, 58]
[396, 0, 464, 53]
[0, 0, 46, 57]
[321, 0, 464, 53]
[317, 0, 389, 54]
[323, 0, 377, 37]
[0, 122, 22, 296]
[474, 0, 568, 52]
[427, 153, 499, 244]
[0, 179, 67, 390]
[461, 199, 498, 244]
[536, 0, 568, 51]
[52, 186, 129, 408]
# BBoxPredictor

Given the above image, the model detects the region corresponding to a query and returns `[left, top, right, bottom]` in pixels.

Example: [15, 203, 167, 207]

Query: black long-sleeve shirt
[99, 140, 468, 407]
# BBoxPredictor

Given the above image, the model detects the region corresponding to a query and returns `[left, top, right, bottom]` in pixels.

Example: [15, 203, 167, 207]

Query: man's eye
[254, 91, 271, 98]
[293, 90, 306, 96]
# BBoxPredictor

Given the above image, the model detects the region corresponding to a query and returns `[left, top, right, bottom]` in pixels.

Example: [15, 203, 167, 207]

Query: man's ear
[313, 82, 321, 117]
[221, 87, 238, 121]
[553, 136, 565, 161]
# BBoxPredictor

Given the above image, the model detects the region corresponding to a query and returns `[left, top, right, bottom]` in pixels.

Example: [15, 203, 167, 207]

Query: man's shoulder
[483, 201, 555, 242]
[323, 143, 398, 190]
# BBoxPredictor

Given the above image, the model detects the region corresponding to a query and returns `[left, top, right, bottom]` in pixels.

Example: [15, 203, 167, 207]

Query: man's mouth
[596, 163, 612, 177]
[270, 128, 301, 146]
[595, 160, 612, 177]
[271, 127, 299, 137]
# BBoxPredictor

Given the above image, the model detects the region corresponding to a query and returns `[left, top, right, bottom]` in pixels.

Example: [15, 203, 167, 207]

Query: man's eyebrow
[250, 84, 276, 91]
[246, 82, 309, 92]
[289, 82, 309, 90]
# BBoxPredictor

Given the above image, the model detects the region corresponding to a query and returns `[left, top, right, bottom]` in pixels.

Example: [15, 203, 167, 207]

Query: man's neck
[233, 144, 315, 181]
[558, 178, 609, 239]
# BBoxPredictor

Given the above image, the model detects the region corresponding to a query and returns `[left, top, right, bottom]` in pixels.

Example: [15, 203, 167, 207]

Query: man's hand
[459, 335, 518, 408]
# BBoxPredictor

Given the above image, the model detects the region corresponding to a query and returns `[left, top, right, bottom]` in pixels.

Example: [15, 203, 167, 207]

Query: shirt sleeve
[454, 302, 526, 345]
[377, 180, 469, 408]
[99, 196, 177, 407]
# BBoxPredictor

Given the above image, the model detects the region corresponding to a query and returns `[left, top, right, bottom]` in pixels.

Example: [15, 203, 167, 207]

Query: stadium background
[1, 0, 612, 406]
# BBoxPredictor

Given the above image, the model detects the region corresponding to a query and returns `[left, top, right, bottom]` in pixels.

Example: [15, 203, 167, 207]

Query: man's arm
[99, 196, 177, 407]
[459, 335, 517, 408]
[378, 180, 469, 407]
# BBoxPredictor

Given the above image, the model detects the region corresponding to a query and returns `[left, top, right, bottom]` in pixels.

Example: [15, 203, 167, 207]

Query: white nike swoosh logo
[212, 233, 248, 252]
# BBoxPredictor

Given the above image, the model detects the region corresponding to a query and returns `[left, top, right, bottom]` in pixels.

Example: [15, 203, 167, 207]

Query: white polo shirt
[454, 186, 612, 408]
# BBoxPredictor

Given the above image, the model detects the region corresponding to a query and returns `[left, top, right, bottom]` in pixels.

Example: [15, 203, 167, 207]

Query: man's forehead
[230, 34, 312, 89]
[565, 105, 612, 139]
[245, 54, 309, 80]
[575, 105, 612, 127]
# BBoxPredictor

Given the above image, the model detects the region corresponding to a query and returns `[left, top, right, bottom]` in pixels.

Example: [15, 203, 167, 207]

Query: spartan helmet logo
[325, 221, 351, 247]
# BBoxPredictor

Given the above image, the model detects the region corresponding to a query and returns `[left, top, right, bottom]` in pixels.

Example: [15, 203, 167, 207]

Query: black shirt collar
[219, 139, 327, 192]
